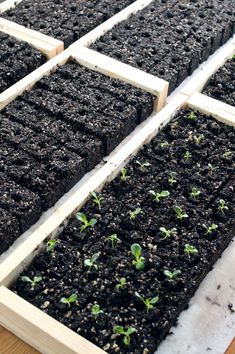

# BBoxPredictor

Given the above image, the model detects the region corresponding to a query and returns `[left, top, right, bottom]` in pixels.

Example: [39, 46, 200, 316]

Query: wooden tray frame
[0, 89, 234, 353]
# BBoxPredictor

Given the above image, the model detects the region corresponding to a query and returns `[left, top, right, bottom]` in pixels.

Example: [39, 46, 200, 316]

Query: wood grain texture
[0, 326, 39, 354]
[225, 337, 235, 354]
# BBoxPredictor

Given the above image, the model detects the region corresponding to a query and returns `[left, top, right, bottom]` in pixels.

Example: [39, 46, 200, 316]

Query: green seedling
[129, 207, 142, 220]
[116, 277, 127, 290]
[20, 275, 42, 290]
[184, 244, 198, 258]
[120, 167, 129, 181]
[171, 121, 179, 129]
[164, 269, 181, 281]
[136, 160, 151, 172]
[194, 134, 204, 144]
[131, 243, 145, 270]
[208, 163, 219, 174]
[76, 212, 97, 233]
[60, 293, 77, 307]
[149, 190, 170, 202]
[174, 206, 188, 220]
[113, 326, 136, 346]
[84, 253, 100, 271]
[159, 227, 177, 240]
[90, 191, 104, 209]
[106, 234, 120, 248]
[135, 292, 159, 313]
[160, 141, 169, 148]
[223, 150, 232, 158]
[46, 239, 56, 252]
[218, 199, 228, 214]
[188, 111, 196, 120]
[202, 223, 218, 235]
[184, 151, 192, 161]
[168, 171, 177, 185]
[190, 187, 201, 199]
[91, 304, 103, 316]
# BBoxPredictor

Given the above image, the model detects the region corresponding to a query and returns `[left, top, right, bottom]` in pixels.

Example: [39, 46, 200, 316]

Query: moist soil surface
[0, 32, 46, 94]
[14, 109, 235, 354]
[0, 60, 154, 254]
[203, 56, 235, 107]
[2, 0, 136, 48]
[91, 0, 235, 93]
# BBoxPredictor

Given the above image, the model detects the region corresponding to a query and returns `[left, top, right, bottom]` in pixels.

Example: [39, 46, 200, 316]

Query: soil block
[203, 56, 235, 107]
[2, 0, 136, 48]
[0, 32, 46, 94]
[91, 0, 235, 93]
[13, 108, 235, 354]
[0, 60, 154, 254]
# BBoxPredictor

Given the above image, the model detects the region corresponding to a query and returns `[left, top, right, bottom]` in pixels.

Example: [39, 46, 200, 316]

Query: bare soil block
[203, 56, 235, 107]
[91, 0, 235, 93]
[0, 32, 46, 93]
[13, 108, 235, 354]
[2, 0, 136, 48]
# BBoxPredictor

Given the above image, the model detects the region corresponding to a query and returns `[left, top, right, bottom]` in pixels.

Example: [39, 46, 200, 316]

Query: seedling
[218, 199, 228, 214]
[113, 326, 136, 346]
[135, 292, 159, 313]
[75, 212, 97, 233]
[184, 244, 198, 258]
[120, 167, 129, 181]
[129, 207, 142, 220]
[90, 191, 103, 209]
[188, 111, 196, 120]
[106, 234, 120, 248]
[164, 269, 181, 281]
[131, 243, 145, 270]
[202, 223, 218, 235]
[136, 160, 151, 172]
[208, 163, 219, 174]
[20, 275, 42, 290]
[168, 171, 177, 185]
[194, 134, 204, 144]
[223, 150, 232, 158]
[174, 206, 188, 220]
[84, 253, 100, 271]
[116, 277, 127, 290]
[91, 304, 103, 316]
[159, 227, 177, 240]
[60, 293, 77, 307]
[160, 141, 169, 148]
[190, 187, 201, 198]
[149, 190, 170, 202]
[184, 151, 192, 161]
[46, 239, 56, 252]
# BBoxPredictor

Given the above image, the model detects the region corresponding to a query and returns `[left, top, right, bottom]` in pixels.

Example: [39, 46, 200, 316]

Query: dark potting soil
[0, 32, 46, 94]
[0, 61, 154, 254]
[13, 109, 235, 353]
[203, 56, 235, 107]
[91, 0, 235, 93]
[2, 0, 136, 48]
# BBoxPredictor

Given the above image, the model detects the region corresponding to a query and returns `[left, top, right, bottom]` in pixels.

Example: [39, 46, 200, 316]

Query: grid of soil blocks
[0, 31, 46, 93]
[13, 109, 235, 354]
[91, 0, 235, 93]
[1, 0, 136, 48]
[203, 55, 235, 107]
[0, 60, 154, 255]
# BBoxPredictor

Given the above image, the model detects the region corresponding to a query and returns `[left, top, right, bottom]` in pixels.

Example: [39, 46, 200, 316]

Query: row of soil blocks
[0, 59, 155, 255]
[90, 0, 235, 93]
[1, 0, 136, 48]
[0, 31, 46, 93]
[202, 55, 235, 107]
[10, 106, 235, 354]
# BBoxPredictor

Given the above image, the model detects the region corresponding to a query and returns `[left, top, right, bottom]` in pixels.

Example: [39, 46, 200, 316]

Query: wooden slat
[225, 337, 235, 354]
[0, 93, 187, 287]
[0, 326, 39, 354]
[72, 47, 168, 112]
[0, 287, 105, 354]
[0, 0, 23, 13]
[0, 18, 64, 59]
